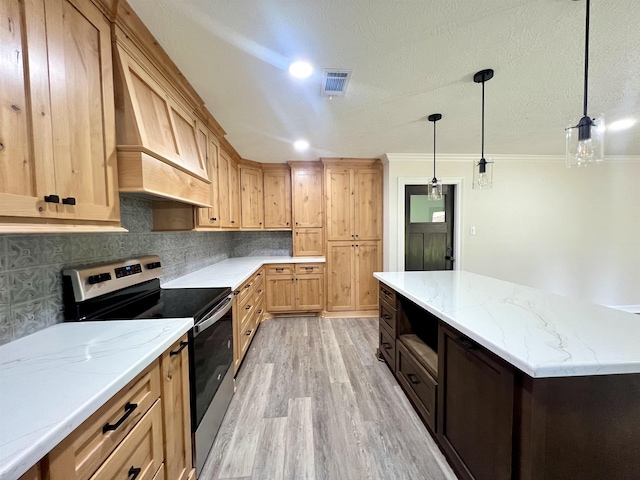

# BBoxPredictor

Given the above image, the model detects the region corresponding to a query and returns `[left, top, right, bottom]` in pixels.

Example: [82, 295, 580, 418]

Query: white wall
[383, 154, 640, 309]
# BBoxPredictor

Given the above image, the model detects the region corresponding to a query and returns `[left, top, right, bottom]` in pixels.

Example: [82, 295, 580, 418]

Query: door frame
[397, 176, 463, 272]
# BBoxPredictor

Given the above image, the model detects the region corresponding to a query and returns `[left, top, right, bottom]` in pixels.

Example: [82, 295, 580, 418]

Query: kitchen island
[374, 270, 640, 480]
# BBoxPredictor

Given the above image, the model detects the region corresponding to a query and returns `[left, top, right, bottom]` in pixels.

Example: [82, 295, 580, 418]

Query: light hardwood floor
[201, 317, 457, 480]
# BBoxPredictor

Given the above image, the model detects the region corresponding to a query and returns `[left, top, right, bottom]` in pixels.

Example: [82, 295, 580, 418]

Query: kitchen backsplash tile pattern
[0, 196, 292, 345]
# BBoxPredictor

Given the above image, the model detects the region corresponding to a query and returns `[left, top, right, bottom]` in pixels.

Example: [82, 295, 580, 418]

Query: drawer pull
[276, 268, 284, 272]
[257, 289, 263, 294]
[245, 305, 252, 310]
[246, 329, 253, 336]
[382, 342, 392, 350]
[128, 466, 141, 480]
[170, 341, 189, 356]
[245, 284, 251, 289]
[381, 288, 391, 296]
[305, 267, 313, 271]
[381, 314, 392, 321]
[407, 373, 420, 385]
[103, 402, 137, 433]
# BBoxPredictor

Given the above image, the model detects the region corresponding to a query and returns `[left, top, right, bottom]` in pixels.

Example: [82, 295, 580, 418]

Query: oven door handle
[193, 294, 234, 336]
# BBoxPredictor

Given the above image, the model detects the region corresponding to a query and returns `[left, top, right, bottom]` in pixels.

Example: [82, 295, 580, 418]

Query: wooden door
[295, 274, 324, 311]
[325, 168, 353, 241]
[291, 167, 323, 227]
[161, 335, 193, 480]
[326, 241, 355, 311]
[405, 184, 455, 271]
[45, 0, 119, 222]
[0, 0, 57, 220]
[218, 151, 231, 227]
[354, 169, 382, 240]
[195, 132, 220, 228]
[263, 169, 291, 229]
[265, 276, 295, 312]
[240, 166, 264, 229]
[229, 160, 240, 228]
[293, 228, 324, 256]
[355, 241, 381, 310]
[438, 327, 514, 480]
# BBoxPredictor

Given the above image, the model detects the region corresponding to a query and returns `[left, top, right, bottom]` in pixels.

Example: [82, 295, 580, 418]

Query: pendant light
[472, 69, 494, 190]
[566, 0, 604, 167]
[428, 113, 442, 200]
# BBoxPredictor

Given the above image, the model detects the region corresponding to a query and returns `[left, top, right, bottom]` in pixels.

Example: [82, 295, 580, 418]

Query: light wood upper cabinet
[263, 166, 292, 230]
[291, 166, 323, 228]
[195, 129, 221, 228]
[324, 161, 382, 241]
[240, 165, 264, 229]
[229, 159, 240, 228]
[0, 0, 121, 228]
[218, 150, 231, 227]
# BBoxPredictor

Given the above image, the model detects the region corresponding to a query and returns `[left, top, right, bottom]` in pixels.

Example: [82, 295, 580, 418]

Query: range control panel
[63, 256, 163, 302]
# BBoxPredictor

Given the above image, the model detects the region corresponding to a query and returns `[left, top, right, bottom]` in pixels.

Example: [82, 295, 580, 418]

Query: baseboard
[321, 310, 378, 318]
[609, 305, 640, 314]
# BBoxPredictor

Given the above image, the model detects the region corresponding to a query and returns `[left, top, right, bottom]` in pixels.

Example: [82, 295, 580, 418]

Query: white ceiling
[126, 0, 640, 163]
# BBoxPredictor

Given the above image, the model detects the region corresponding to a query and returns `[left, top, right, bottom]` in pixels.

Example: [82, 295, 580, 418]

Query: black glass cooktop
[72, 278, 231, 323]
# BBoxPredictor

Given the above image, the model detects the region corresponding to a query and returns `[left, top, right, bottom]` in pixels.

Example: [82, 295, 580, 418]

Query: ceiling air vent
[321, 69, 352, 97]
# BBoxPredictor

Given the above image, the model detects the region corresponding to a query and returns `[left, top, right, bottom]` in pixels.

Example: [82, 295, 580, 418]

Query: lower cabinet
[327, 241, 380, 312]
[233, 268, 265, 373]
[33, 335, 194, 480]
[437, 326, 514, 480]
[265, 263, 324, 313]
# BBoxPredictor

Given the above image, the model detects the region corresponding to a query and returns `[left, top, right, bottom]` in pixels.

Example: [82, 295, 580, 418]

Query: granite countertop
[0, 318, 193, 480]
[162, 256, 325, 290]
[374, 270, 640, 378]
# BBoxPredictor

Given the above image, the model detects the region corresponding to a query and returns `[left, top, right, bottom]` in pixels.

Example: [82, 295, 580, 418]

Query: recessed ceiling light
[289, 61, 313, 79]
[607, 118, 637, 132]
[293, 139, 309, 151]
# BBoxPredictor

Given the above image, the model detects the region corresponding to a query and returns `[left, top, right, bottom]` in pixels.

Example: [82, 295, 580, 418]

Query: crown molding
[383, 153, 640, 164]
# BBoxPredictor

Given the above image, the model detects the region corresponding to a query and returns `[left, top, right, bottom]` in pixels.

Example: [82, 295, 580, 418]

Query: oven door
[190, 294, 234, 474]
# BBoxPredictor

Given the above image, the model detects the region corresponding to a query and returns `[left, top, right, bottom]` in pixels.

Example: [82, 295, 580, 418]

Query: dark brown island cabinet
[377, 281, 640, 480]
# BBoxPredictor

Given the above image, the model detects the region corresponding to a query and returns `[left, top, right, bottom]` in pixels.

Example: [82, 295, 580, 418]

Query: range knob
[87, 272, 112, 285]
[146, 261, 162, 270]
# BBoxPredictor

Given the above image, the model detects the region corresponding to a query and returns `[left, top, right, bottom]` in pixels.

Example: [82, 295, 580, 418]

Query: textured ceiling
[126, 0, 640, 162]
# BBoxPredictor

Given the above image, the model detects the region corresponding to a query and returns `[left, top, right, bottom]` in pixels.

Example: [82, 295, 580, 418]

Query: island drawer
[379, 283, 397, 307]
[379, 299, 397, 336]
[47, 360, 161, 480]
[396, 341, 437, 433]
[379, 323, 396, 371]
[89, 400, 164, 480]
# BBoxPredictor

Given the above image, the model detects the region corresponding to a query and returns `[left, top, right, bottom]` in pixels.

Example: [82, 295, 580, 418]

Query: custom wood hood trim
[117, 145, 211, 183]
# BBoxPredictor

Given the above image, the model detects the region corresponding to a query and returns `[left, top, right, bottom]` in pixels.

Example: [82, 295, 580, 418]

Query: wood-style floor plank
[200, 317, 457, 480]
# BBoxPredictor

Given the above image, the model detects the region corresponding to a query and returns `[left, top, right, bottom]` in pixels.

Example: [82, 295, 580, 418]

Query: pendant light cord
[481, 80, 485, 159]
[583, 0, 590, 117]
[433, 120, 437, 179]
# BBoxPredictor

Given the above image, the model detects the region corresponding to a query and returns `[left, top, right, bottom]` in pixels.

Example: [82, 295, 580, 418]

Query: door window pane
[410, 195, 445, 223]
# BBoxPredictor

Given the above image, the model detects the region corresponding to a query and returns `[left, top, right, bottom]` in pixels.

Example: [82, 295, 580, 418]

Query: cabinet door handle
[62, 197, 76, 205]
[246, 329, 253, 336]
[170, 341, 188, 356]
[406, 373, 420, 385]
[458, 336, 479, 350]
[128, 466, 141, 480]
[210, 217, 217, 221]
[44, 194, 60, 204]
[230, 220, 235, 224]
[259, 222, 262, 225]
[103, 402, 137, 433]
[382, 342, 392, 350]
[246, 305, 252, 310]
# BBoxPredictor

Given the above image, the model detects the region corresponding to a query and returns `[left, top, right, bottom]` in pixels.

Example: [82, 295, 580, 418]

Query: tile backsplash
[0, 196, 292, 345]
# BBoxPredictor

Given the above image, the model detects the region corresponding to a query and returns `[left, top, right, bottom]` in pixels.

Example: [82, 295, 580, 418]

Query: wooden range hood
[112, 23, 212, 207]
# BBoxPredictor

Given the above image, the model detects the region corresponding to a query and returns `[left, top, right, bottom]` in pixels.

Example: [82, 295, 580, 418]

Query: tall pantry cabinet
[323, 159, 383, 313]
[290, 162, 324, 257]
[0, 0, 121, 231]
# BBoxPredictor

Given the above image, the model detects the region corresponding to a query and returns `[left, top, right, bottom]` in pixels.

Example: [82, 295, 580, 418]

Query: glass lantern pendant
[566, 0, 605, 167]
[472, 69, 494, 189]
[428, 113, 443, 200]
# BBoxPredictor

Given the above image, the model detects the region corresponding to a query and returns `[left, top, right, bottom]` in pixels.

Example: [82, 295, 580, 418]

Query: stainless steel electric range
[62, 256, 234, 476]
